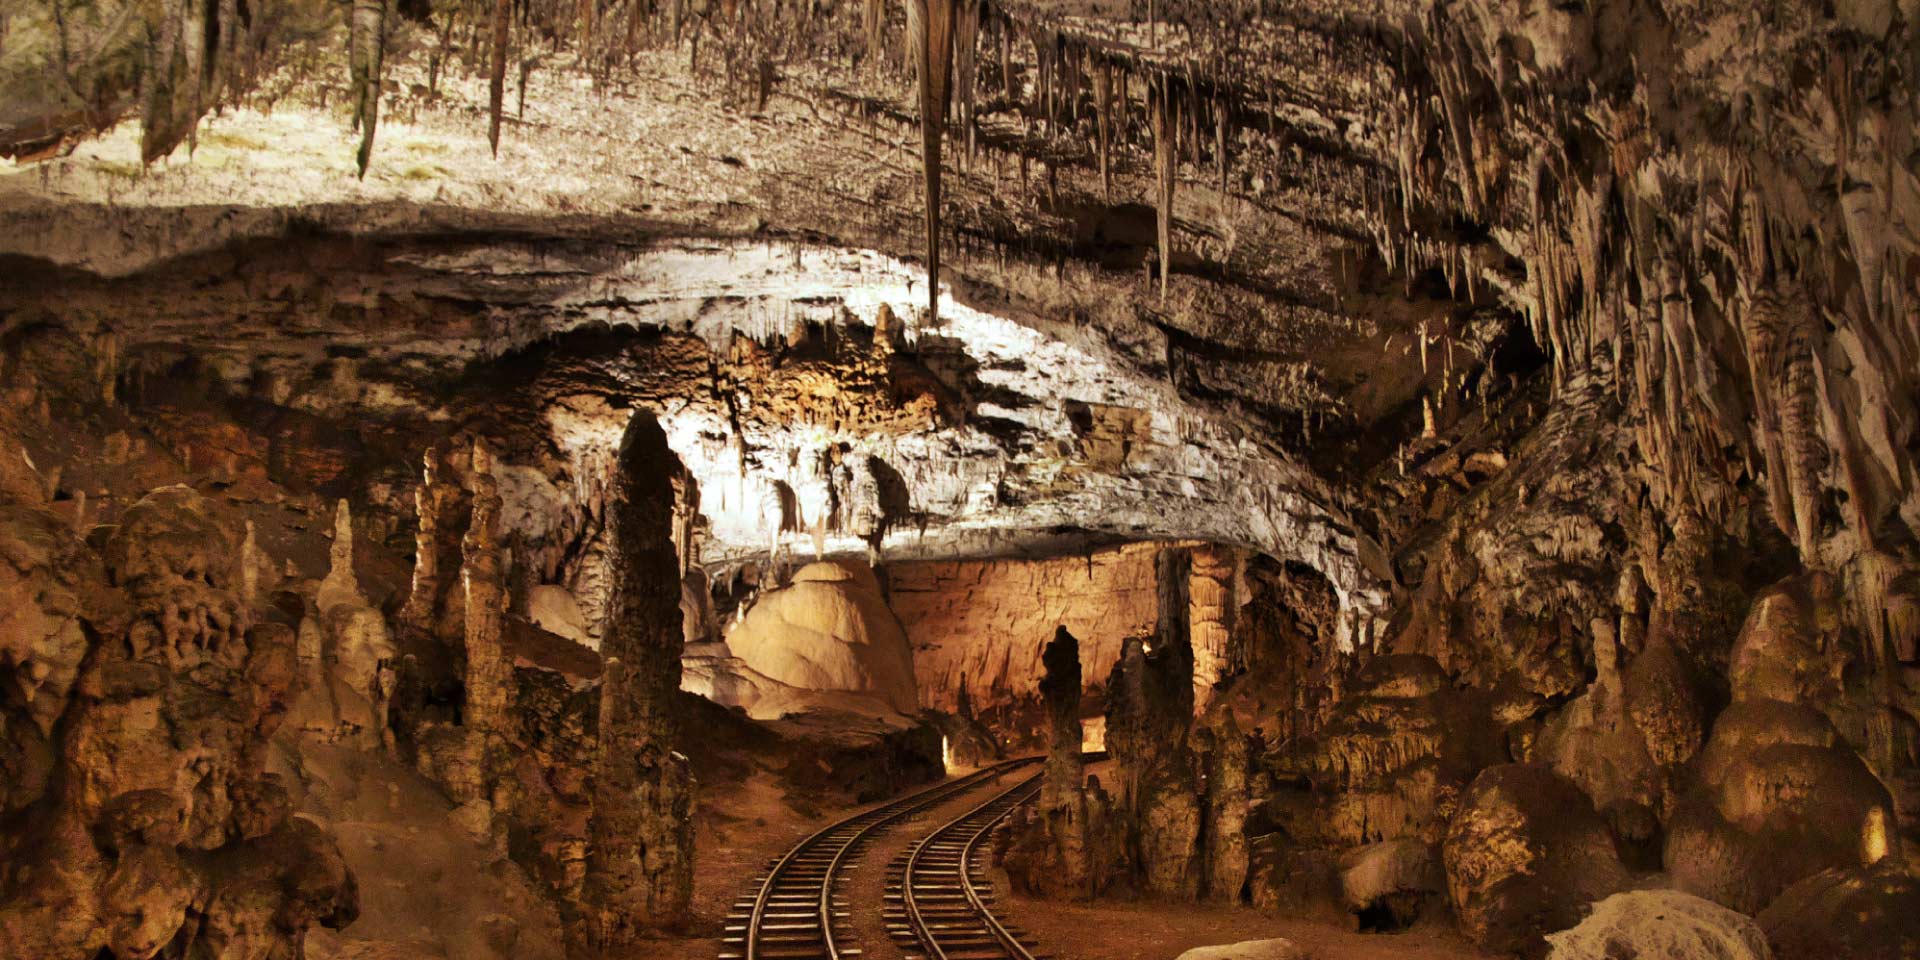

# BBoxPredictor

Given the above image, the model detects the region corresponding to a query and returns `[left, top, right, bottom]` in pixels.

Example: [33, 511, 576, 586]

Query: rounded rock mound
[1545, 890, 1771, 960]
[721, 559, 919, 719]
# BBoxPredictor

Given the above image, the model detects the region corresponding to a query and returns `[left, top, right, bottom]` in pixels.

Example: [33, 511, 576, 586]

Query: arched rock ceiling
[0, 232, 1394, 618]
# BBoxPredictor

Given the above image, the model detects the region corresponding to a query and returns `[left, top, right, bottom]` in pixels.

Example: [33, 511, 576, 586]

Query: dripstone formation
[4, 0, 1920, 956]
[582, 412, 695, 944]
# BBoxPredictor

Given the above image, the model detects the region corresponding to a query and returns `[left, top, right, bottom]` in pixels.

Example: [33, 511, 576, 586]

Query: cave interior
[2, 0, 1919, 958]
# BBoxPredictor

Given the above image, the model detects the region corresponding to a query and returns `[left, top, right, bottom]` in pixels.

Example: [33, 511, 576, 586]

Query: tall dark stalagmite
[582, 411, 695, 945]
[1040, 624, 1085, 810]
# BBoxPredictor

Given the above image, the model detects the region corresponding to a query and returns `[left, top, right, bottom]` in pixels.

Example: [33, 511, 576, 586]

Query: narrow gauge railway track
[725, 757, 1042, 960]
[885, 773, 1045, 960]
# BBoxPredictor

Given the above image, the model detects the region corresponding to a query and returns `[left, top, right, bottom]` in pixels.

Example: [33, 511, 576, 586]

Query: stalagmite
[399, 448, 468, 643]
[1201, 712, 1249, 903]
[462, 438, 511, 764]
[583, 411, 695, 943]
[1040, 625, 1085, 810]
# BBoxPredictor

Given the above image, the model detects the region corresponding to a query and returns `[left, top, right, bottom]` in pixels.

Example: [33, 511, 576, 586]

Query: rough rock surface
[1666, 698, 1897, 913]
[1757, 861, 1920, 960]
[1442, 764, 1629, 955]
[1173, 940, 1308, 960]
[580, 412, 694, 943]
[1545, 891, 1771, 960]
[719, 559, 919, 719]
[0, 486, 358, 959]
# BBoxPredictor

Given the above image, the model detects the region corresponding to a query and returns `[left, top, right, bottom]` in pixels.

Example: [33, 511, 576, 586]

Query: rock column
[1106, 546, 1203, 900]
[582, 411, 695, 945]
[1200, 712, 1250, 903]
[463, 439, 511, 747]
[1040, 625, 1085, 808]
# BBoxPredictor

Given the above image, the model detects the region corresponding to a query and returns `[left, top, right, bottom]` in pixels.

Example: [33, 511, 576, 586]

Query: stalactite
[865, 0, 885, 67]
[487, 0, 512, 155]
[1094, 61, 1114, 200]
[905, 0, 958, 325]
[139, 0, 205, 162]
[954, 0, 981, 165]
[1153, 78, 1175, 300]
[1775, 293, 1825, 563]
[349, 0, 388, 178]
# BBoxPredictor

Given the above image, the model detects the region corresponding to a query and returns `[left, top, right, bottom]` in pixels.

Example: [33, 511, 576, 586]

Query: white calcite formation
[710, 560, 919, 721]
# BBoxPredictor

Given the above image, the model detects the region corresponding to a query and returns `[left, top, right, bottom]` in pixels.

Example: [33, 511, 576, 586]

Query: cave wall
[889, 540, 1243, 718]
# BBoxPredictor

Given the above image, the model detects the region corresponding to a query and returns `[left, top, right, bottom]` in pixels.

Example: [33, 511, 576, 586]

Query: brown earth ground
[660, 759, 1496, 960]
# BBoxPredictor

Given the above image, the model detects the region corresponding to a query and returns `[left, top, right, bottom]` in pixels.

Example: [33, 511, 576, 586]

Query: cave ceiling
[5, 0, 1915, 633]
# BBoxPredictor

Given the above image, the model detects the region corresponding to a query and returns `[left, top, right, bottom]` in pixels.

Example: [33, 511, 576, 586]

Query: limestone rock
[1442, 764, 1629, 955]
[581, 412, 694, 944]
[528, 584, 592, 647]
[1758, 861, 1920, 960]
[1667, 699, 1896, 913]
[0, 485, 356, 959]
[1338, 838, 1442, 928]
[1265, 654, 1502, 848]
[1545, 890, 1771, 960]
[722, 559, 918, 718]
[290, 500, 397, 748]
[1247, 838, 1351, 929]
[1201, 713, 1252, 903]
[1173, 939, 1307, 960]
[1004, 625, 1103, 900]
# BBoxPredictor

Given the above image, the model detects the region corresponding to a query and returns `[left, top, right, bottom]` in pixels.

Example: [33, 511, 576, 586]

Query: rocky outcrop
[1758, 861, 1920, 960]
[891, 542, 1165, 716]
[1173, 940, 1306, 960]
[1337, 838, 1443, 931]
[580, 412, 694, 943]
[1004, 626, 1110, 900]
[1544, 891, 1771, 960]
[1264, 654, 1502, 849]
[718, 559, 918, 720]
[0, 486, 358, 959]
[1441, 764, 1629, 956]
[1666, 698, 1896, 914]
[289, 499, 398, 748]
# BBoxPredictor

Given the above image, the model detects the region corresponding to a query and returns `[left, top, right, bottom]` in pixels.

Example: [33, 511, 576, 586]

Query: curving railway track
[885, 772, 1045, 960]
[723, 758, 1042, 960]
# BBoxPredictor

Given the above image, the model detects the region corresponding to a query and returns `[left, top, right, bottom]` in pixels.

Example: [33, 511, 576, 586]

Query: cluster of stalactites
[1371, 4, 1920, 571]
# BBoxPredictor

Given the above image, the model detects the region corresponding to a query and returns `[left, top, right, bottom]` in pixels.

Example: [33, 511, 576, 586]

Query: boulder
[1442, 764, 1629, 955]
[721, 560, 918, 718]
[1173, 940, 1307, 960]
[1339, 838, 1442, 929]
[1248, 837, 1351, 929]
[1544, 890, 1770, 960]
[1666, 699, 1895, 913]
[528, 585, 592, 647]
[1757, 861, 1920, 960]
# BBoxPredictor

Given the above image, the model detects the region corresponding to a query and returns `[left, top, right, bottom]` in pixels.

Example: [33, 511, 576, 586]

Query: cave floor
[653, 764, 1498, 960]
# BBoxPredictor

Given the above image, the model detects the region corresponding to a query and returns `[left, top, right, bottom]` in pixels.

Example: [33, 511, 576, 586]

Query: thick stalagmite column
[1040, 626, 1086, 807]
[399, 447, 469, 644]
[583, 411, 694, 945]
[1039, 626, 1091, 894]
[1200, 712, 1250, 903]
[1104, 545, 1202, 900]
[462, 439, 511, 744]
